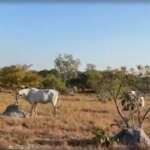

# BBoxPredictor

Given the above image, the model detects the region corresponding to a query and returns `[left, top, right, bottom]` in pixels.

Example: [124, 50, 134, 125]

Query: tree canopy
[0, 53, 150, 96]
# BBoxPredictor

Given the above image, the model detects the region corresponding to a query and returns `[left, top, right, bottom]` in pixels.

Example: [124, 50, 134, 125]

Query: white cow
[15, 87, 60, 117]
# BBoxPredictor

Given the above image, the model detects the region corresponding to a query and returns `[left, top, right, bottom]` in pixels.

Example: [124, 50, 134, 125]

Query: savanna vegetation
[1, 53, 150, 149]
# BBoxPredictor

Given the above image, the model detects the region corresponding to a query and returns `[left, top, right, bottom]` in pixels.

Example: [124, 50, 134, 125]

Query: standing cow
[15, 87, 60, 117]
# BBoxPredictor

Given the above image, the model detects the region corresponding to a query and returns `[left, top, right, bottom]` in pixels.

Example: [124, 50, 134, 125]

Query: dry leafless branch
[139, 108, 150, 128]
[137, 110, 141, 128]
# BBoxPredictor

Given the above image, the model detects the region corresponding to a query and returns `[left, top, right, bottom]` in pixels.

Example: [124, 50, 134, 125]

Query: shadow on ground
[61, 98, 80, 101]
[81, 108, 109, 114]
[34, 138, 97, 147]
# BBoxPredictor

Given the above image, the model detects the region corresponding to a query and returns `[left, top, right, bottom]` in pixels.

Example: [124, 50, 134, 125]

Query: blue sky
[0, 3, 150, 71]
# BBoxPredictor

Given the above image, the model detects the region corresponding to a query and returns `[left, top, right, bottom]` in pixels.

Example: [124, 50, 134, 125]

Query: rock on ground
[1, 104, 29, 118]
[114, 127, 150, 148]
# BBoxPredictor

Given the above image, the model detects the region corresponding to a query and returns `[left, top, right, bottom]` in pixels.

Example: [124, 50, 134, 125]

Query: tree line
[0, 53, 150, 97]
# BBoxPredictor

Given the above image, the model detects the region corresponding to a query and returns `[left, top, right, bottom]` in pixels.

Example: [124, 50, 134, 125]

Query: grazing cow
[15, 87, 60, 117]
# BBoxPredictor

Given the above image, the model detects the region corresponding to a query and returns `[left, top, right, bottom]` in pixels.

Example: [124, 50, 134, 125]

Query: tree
[68, 71, 89, 91]
[103, 66, 130, 126]
[126, 65, 150, 95]
[104, 66, 150, 148]
[86, 70, 102, 90]
[22, 71, 43, 88]
[0, 64, 31, 90]
[0, 64, 43, 91]
[42, 74, 66, 93]
[38, 69, 50, 78]
[49, 69, 62, 79]
[85, 63, 96, 71]
[54, 53, 81, 85]
[136, 65, 150, 94]
[38, 69, 62, 79]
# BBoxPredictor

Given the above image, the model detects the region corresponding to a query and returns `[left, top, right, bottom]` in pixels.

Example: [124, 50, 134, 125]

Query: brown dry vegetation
[0, 93, 150, 149]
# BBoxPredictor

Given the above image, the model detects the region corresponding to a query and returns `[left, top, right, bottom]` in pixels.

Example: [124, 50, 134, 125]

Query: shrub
[42, 75, 66, 93]
[93, 127, 112, 148]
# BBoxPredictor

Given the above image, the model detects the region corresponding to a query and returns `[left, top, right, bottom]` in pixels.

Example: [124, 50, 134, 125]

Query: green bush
[93, 127, 112, 148]
[42, 75, 66, 93]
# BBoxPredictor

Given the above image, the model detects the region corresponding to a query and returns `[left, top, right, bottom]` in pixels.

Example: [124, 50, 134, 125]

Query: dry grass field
[0, 93, 150, 149]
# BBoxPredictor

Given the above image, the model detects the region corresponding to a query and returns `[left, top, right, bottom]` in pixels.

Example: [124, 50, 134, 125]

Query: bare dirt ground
[0, 93, 150, 149]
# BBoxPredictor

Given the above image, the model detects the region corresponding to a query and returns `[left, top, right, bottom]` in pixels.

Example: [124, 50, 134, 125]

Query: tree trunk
[113, 127, 150, 149]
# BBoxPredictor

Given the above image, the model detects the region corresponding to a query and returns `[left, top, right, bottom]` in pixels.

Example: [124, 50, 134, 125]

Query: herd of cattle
[9, 86, 146, 118]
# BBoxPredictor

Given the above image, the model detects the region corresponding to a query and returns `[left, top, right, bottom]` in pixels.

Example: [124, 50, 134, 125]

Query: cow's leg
[55, 96, 60, 116]
[55, 95, 60, 113]
[53, 105, 57, 116]
[57, 97, 60, 109]
[33, 104, 38, 118]
[29, 104, 35, 117]
[51, 94, 59, 117]
[15, 94, 19, 105]
[52, 103, 57, 116]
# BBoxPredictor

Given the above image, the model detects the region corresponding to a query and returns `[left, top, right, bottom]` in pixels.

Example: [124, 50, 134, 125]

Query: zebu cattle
[15, 87, 60, 117]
